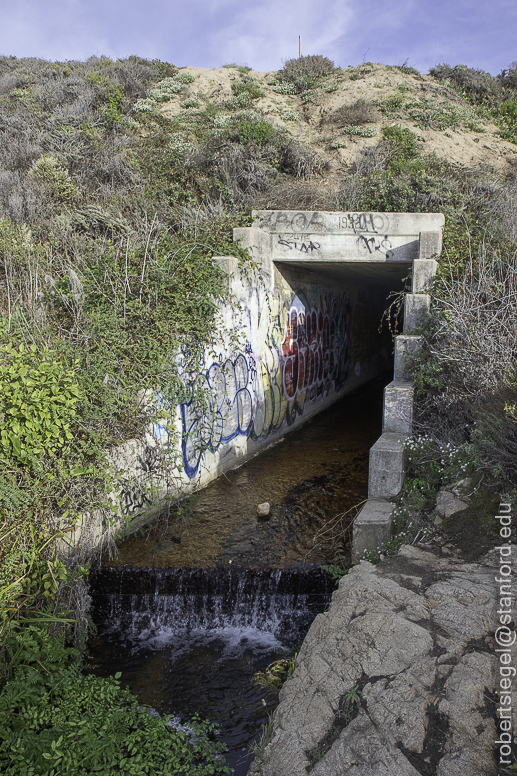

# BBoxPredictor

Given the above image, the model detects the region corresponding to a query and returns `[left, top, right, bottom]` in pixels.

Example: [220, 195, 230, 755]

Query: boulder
[251, 546, 499, 776]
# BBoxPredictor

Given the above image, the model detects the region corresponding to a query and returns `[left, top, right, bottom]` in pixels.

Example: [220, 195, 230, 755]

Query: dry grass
[255, 180, 339, 211]
[280, 141, 328, 179]
[414, 248, 517, 454]
[323, 99, 379, 126]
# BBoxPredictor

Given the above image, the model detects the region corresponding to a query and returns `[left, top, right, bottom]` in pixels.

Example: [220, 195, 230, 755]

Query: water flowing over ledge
[90, 565, 335, 643]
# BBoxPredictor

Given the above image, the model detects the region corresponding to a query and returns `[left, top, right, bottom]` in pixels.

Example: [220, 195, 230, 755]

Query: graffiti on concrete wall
[254, 210, 391, 235]
[178, 291, 351, 479]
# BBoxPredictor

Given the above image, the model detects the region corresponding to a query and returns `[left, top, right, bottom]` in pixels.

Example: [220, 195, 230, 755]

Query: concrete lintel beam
[403, 293, 430, 333]
[394, 335, 423, 381]
[351, 499, 395, 563]
[412, 259, 438, 293]
[383, 381, 414, 434]
[368, 432, 408, 498]
[419, 230, 443, 259]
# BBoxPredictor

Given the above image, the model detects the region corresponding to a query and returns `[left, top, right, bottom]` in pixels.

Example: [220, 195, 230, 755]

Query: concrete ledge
[383, 381, 414, 434]
[351, 499, 395, 562]
[403, 293, 430, 332]
[368, 432, 408, 498]
[412, 259, 438, 293]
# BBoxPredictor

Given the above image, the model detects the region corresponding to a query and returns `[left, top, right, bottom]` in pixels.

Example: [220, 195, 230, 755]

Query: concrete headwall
[68, 210, 444, 555]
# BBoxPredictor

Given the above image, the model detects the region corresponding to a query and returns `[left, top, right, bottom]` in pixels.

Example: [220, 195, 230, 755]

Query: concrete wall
[67, 210, 444, 555]
[176, 257, 393, 484]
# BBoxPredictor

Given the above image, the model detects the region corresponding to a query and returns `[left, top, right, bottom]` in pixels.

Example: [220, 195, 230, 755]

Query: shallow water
[104, 374, 389, 569]
[89, 375, 389, 773]
[89, 624, 288, 775]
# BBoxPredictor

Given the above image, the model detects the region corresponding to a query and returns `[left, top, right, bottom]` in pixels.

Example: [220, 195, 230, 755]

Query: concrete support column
[368, 432, 407, 498]
[412, 259, 438, 293]
[351, 499, 395, 563]
[352, 228, 441, 563]
[403, 293, 431, 333]
[383, 381, 414, 434]
[419, 230, 442, 259]
[394, 335, 423, 381]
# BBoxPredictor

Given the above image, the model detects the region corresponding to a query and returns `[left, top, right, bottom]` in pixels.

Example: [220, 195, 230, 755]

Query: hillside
[0, 50, 516, 666]
[0, 52, 516, 776]
[160, 62, 517, 176]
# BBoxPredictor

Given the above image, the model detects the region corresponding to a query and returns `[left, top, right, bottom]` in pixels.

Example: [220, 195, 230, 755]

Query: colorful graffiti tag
[178, 291, 351, 479]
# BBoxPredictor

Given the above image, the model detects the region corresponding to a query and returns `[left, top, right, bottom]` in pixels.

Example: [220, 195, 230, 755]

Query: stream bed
[88, 375, 389, 774]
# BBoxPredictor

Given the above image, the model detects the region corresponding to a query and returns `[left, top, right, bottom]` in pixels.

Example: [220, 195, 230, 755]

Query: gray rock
[450, 477, 473, 498]
[252, 546, 498, 776]
[435, 489, 468, 518]
[257, 502, 271, 518]
[311, 713, 421, 776]
[436, 652, 497, 776]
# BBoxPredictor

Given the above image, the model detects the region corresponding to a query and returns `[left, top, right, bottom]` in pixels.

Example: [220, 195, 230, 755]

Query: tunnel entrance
[95, 209, 444, 550]
[232, 209, 444, 560]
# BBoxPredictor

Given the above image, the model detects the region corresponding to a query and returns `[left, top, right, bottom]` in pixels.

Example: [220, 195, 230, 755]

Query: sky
[0, 0, 516, 76]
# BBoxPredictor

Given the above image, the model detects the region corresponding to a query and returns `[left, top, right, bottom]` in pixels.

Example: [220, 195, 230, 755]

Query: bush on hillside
[278, 54, 335, 93]
[0, 625, 229, 776]
[429, 63, 504, 106]
[324, 99, 378, 126]
[409, 249, 517, 483]
[280, 141, 327, 179]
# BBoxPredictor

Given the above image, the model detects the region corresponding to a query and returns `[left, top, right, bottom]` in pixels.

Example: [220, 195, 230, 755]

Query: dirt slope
[158, 63, 517, 177]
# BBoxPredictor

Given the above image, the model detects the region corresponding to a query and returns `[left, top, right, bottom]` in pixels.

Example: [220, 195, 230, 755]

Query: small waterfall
[90, 565, 334, 642]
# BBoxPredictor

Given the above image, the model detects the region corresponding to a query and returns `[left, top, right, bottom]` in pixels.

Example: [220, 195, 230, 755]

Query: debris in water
[257, 502, 271, 518]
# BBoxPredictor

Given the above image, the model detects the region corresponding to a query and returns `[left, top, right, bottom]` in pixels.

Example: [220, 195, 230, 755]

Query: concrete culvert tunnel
[228, 209, 445, 561]
[95, 209, 444, 566]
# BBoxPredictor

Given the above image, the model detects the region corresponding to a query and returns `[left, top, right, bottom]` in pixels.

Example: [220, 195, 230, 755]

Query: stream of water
[88, 375, 389, 774]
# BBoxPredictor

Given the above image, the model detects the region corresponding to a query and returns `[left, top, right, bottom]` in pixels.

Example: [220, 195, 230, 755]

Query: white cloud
[204, 0, 357, 71]
[0, 0, 515, 76]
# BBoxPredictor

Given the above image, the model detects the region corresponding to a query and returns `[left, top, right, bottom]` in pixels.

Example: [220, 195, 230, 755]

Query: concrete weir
[67, 209, 443, 558]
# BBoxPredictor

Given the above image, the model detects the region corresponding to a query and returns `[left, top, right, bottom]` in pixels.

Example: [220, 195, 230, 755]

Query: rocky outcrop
[251, 546, 499, 776]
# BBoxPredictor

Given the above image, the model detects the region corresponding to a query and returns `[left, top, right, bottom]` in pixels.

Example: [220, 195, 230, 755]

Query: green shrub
[499, 62, 517, 91]
[28, 156, 78, 201]
[429, 63, 503, 106]
[272, 82, 297, 95]
[342, 125, 377, 137]
[496, 98, 517, 142]
[395, 65, 420, 76]
[150, 60, 178, 79]
[0, 344, 80, 465]
[0, 626, 229, 775]
[381, 94, 405, 114]
[382, 125, 419, 159]
[232, 119, 275, 146]
[278, 55, 335, 93]
[231, 76, 264, 101]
